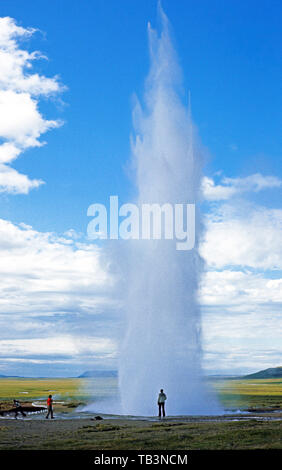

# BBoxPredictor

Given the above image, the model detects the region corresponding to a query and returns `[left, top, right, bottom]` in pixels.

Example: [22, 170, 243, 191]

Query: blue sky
[0, 0, 281, 377]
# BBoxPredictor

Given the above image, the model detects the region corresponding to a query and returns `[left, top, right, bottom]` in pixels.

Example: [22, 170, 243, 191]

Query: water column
[118, 8, 221, 416]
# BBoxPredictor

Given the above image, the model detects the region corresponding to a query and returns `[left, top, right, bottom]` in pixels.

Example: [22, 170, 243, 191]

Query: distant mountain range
[242, 366, 282, 379]
[0, 374, 20, 378]
[78, 370, 118, 378]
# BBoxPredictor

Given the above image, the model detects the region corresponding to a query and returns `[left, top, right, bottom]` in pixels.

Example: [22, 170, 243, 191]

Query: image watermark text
[87, 196, 195, 251]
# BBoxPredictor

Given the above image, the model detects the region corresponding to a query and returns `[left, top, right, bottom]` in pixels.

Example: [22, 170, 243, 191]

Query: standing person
[46, 394, 54, 419]
[157, 389, 167, 418]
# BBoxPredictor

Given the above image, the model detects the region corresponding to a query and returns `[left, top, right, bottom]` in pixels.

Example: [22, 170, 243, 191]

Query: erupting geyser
[118, 7, 221, 416]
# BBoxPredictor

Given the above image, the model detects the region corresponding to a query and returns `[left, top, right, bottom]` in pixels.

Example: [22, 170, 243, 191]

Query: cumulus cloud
[199, 267, 282, 374]
[0, 336, 117, 376]
[200, 205, 282, 270]
[202, 306, 282, 374]
[0, 218, 120, 373]
[0, 163, 44, 194]
[199, 270, 282, 309]
[0, 17, 62, 96]
[0, 218, 116, 316]
[0, 16, 64, 194]
[198, 186, 282, 373]
[202, 173, 282, 201]
[0, 336, 116, 358]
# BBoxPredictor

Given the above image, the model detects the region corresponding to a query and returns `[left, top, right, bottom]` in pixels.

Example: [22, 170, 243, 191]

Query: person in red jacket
[46, 394, 54, 419]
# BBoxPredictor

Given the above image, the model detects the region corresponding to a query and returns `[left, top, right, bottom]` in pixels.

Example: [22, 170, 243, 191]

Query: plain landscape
[0, 368, 281, 450]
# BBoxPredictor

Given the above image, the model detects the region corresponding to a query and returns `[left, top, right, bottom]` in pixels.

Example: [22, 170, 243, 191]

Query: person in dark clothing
[157, 389, 167, 418]
[46, 394, 54, 419]
[13, 399, 26, 418]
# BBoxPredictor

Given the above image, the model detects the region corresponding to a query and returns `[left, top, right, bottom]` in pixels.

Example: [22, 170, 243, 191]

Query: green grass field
[212, 377, 282, 411]
[0, 418, 281, 450]
[0, 377, 82, 401]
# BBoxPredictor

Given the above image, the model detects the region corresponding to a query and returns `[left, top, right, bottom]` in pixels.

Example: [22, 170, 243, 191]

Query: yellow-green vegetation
[212, 378, 282, 411]
[0, 377, 82, 401]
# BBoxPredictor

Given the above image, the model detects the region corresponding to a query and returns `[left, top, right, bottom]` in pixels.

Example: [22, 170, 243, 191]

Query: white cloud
[199, 270, 282, 308]
[0, 163, 44, 194]
[202, 308, 282, 374]
[0, 90, 60, 147]
[0, 217, 120, 373]
[0, 16, 35, 44]
[200, 268, 282, 374]
[0, 17, 62, 96]
[199, 194, 282, 374]
[0, 218, 116, 316]
[0, 16, 64, 194]
[200, 205, 282, 270]
[0, 336, 116, 358]
[202, 173, 282, 201]
[0, 142, 21, 164]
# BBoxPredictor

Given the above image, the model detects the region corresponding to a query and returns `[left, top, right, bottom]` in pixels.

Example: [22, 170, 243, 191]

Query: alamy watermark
[87, 196, 195, 251]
